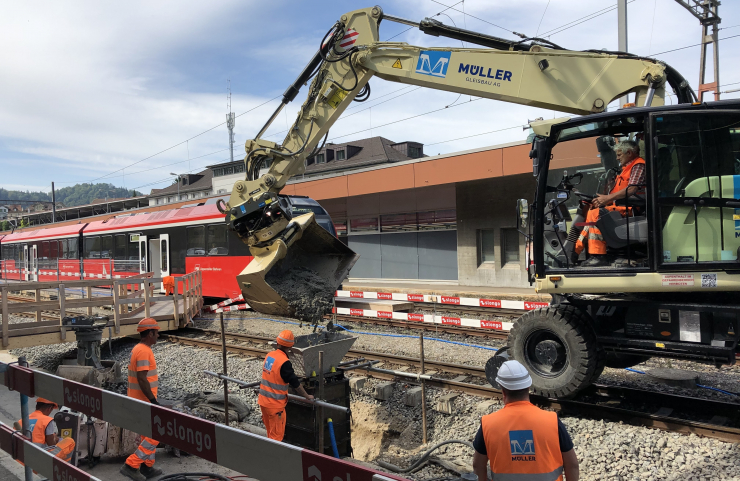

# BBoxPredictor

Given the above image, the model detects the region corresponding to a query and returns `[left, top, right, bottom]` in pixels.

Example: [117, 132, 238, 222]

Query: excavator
[220, 6, 740, 397]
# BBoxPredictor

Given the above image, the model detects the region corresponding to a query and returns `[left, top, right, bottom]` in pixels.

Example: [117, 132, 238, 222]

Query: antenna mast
[226, 80, 236, 164]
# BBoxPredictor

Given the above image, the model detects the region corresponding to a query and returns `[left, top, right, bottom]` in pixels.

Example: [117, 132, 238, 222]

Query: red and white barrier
[206, 294, 245, 312]
[214, 303, 251, 314]
[0, 421, 100, 481]
[335, 307, 515, 331]
[336, 290, 549, 311]
[0, 363, 404, 481]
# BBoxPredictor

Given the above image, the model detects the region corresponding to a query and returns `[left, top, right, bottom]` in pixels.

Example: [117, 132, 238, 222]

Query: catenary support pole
[19, 356, 33, 481]
[420, 332, 428, 445]
[618, 0, 629, 107]
[318, 351, 325, 455]
[220, 312, 230, 426]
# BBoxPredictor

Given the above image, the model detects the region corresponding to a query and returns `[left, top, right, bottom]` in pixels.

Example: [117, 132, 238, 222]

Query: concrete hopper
[286, 331, 357, 378]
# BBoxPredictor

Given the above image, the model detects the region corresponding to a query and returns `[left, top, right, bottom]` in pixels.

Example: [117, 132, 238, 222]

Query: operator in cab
[472, 361, 579, 481]
[16, 398, 75, 463]
[574, 139, 645, 267]
[258, 330, 315, 441]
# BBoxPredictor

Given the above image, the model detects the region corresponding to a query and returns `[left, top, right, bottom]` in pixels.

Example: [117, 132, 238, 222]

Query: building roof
[149, 170, 213, 196]
[306, 136, 423, 175]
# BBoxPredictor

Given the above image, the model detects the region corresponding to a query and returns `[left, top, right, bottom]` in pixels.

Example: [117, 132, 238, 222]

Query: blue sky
[1, 0, 738, 194]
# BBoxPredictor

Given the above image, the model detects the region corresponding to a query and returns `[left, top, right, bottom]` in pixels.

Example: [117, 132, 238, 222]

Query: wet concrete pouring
[265, 266, 335, 326]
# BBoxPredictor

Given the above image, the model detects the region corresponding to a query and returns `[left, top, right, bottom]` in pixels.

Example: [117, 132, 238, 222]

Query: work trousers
[126, 436, 159, 468]
[575, 205, 630, 256]
[18, 438, 75, 470]
[260, 405, 287, 441]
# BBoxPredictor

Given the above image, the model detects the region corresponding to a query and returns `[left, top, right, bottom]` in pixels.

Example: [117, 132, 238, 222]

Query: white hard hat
[495, 360, 532, 390]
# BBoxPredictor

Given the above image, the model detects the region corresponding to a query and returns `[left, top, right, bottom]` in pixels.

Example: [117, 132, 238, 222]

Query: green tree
[0, 220, 9, 232]
[19, 218, 29, 228]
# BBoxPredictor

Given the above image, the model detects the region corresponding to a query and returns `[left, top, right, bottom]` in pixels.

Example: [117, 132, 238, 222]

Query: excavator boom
[223, 5, 693, 321]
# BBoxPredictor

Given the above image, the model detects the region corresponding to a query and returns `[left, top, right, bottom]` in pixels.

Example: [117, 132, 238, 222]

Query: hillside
[0, 184, 141, 208]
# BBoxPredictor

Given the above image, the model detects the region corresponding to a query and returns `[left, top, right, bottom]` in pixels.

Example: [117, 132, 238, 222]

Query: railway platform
[0, 271, 202, 349]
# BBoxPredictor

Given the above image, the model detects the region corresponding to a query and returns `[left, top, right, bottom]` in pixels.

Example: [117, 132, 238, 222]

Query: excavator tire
[509, 305, 605, 398]
[604, 352, 650, 369]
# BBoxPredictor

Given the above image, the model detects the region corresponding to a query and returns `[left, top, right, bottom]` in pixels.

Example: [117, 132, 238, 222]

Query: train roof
[1, 224, 86, 243]
[83, 203, 223, 235]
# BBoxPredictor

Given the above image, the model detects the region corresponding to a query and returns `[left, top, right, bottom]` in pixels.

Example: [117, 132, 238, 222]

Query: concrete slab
[350, 376, 367, 394]
[475, 399, 499, 415]
[373, 382, 395, 401]
[435, 392, 461, 415]
[645, 368, 699, 388]
[335, 298, 414, 312]
[404, 387, 423, 407]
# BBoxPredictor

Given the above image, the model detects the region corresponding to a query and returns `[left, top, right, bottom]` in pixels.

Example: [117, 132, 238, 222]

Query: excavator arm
[223, 5, 692, 318]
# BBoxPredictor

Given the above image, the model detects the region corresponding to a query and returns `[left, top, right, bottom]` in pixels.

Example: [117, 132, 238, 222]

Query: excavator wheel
[509, 305, 605, 398]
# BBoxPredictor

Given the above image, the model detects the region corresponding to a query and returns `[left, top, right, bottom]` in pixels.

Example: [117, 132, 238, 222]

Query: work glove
[149, 397, 160, 406]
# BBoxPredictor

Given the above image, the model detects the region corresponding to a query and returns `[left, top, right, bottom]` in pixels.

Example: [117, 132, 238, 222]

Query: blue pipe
[327, 418, 340, 459]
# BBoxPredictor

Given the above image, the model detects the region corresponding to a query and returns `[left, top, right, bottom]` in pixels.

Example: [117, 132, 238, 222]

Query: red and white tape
[0, 363, 403, 481]
[214, 303, 250, 314]
[335, 307, 514, 331]
[336, 290, 549, 311]
[206, 294, 245, 312]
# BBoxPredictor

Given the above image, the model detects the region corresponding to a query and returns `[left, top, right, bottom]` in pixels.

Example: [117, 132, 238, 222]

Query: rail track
[5, 294, 63, 321]
[165, 327, 740, 443]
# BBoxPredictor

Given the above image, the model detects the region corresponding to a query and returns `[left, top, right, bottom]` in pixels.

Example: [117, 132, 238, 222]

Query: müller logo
[151, 407, 217, 462]
[64, 382, 102, 416]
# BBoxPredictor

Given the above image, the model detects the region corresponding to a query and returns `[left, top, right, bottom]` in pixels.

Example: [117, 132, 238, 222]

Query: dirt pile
[265, 267, 335, 325]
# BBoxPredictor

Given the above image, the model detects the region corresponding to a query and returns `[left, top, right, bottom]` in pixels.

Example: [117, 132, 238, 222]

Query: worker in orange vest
[16, 398, 75, 463]
[120, 318, 163, 481]
[473, 360, 579, 481]
[258, 330, 315, 441]
[575, 139, 646, 267]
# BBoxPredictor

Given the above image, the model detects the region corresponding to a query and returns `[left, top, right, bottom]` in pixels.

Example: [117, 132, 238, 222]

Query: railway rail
[164, 327, 740, 443]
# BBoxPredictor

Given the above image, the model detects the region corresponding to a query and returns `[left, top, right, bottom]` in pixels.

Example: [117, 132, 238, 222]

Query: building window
[408, 146, 422, 158]
[336, 150, 346, 160]
[349, 217, 378, 234]
[217, 189, 227, 194]
[381, 213, 417, 232]
[225, 167, 234, 175]
[502, 228, 520, 265]
[418, 210, 456, 231]
[213, 168, 223, 177]
[234, 163, 245, 173]
[168, 196, 175, 203]
[315, 153, 326, 164]
[478, 229, 496, 266]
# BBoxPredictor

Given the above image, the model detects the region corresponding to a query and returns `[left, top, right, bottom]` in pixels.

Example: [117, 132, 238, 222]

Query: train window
[49, 241, 59, 259]
[85, 237, 101, 258]
[114, 235, 127, 260]
[161, 239, 168, 271]
[206, 225, 228, 255]
[40, 241, 50, 259]
[186, 226, 206, 256]
[101, 236, 113, 259]
[67, 238, 79, 259]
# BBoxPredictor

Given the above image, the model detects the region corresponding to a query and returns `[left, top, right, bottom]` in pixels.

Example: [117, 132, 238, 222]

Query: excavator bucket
[235, 213, 358, 320]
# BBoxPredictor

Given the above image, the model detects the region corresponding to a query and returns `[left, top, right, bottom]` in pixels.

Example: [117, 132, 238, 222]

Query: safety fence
[1, 258, 143, 283]
[0, 272, 203, 347]
[336, 289, 550, 311]
[0, 362, 405, 481]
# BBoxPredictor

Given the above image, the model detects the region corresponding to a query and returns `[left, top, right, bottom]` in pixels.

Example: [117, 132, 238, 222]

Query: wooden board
[334, 297, 414, 312]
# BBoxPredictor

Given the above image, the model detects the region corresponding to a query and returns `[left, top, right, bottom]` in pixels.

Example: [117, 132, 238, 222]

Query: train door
[138, 236, 148, 274]
[26, 245, 37, 281]
[148, 237, 161, 292]
[159, 234, 170, 291]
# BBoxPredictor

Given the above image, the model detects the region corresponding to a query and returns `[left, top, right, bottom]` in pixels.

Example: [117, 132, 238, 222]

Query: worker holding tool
[472, 360, 579, 481]
[120, 318, 164, 481]
[258, 329, 314, 441]
[575, 139, 646, 267]
[15, 398, 75, 463]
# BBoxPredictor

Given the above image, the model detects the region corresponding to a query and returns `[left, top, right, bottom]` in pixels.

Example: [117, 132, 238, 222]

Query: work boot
[581, 255, 610, 267]
[120, 464, 146, 481]
[140, 465, 164, 479]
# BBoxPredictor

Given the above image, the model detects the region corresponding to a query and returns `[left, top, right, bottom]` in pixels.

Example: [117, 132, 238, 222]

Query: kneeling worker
[258, 330, 314, 441]
[16, 398, 75, 463]
[473, 360, 580, 481]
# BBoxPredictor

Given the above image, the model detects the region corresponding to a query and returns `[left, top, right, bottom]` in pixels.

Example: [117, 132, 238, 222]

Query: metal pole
[51, 182, 56, 224]
[420, 332, 428, 445]
[220, 312, 230, 426]
[618, 0, 629, 107]
[18, 356, 33, 481]
[317, 351, 325, 455]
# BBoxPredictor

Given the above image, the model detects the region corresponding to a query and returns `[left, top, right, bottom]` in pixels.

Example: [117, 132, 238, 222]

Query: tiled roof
[305, 136, 423, 175]
[149, 170, 213, 196]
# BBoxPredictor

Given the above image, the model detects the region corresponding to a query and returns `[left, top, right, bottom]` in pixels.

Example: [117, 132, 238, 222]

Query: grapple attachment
[236, 213, 358, 318]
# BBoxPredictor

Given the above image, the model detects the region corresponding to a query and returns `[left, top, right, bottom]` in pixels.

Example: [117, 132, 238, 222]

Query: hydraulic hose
[327, 418, 340, 459]
[376, 439, 474, 474]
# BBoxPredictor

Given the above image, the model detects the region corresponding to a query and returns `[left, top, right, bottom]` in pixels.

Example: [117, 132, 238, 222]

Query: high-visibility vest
[613, 157, 646, 194]
[481, 401, 564, 481]
[127, 343, 159, 402]
[258, 349, 290, 409]
[18, 410, 53, 445]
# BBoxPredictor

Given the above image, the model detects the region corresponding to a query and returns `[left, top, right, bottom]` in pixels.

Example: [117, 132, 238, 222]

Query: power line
[385, 1, 464, 41]
[425, 124, 523, 146]
[428, 0, 514, 34]
[539, 0, 640, 38]
[651, 33, 740, 56]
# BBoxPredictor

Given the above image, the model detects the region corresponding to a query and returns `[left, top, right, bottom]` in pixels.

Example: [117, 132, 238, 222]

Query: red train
[0, 196, 336, 299]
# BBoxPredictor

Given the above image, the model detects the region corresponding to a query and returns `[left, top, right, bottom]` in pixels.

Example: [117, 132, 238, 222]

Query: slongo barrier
[0, 362, 405, 481]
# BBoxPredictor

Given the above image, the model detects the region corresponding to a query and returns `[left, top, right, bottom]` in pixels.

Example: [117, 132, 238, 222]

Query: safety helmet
[495, 360, 532, 391]
[276, 330, 295, 347]
[36, 397, 59, 410]
[137, 318, 160, 333]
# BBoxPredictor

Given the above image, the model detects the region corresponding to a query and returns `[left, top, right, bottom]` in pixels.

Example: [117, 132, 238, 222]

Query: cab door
[159, 234, 170, 291]
[138, 236, 148, 274]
